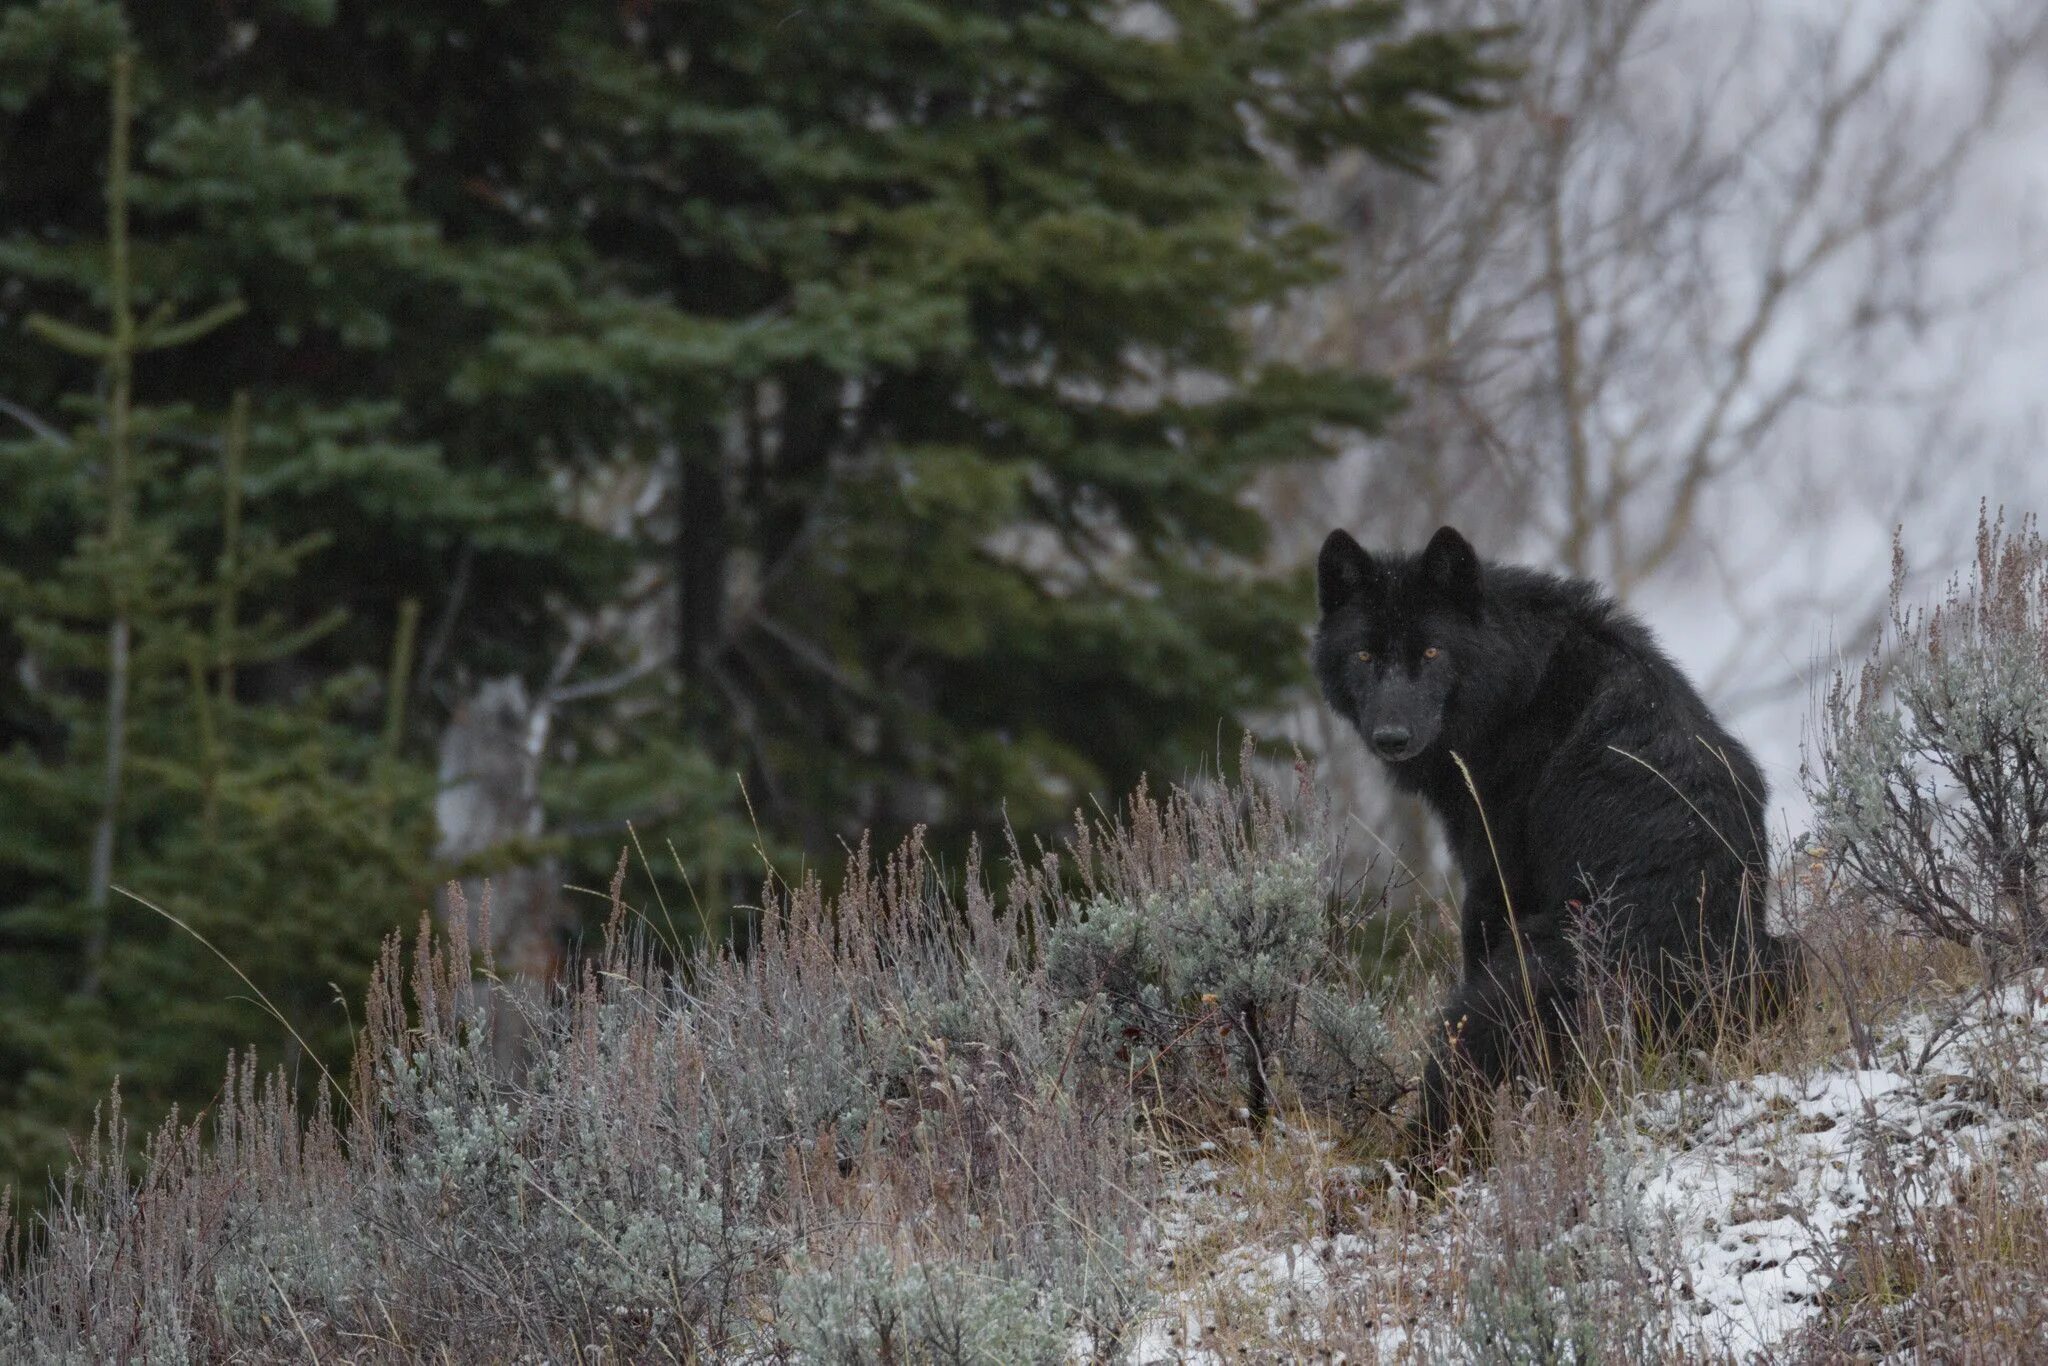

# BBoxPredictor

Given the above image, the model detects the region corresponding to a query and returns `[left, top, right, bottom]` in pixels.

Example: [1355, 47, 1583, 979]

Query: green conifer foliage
[0, 1, 1498, 1191]
[0, 30, 435, 1190]
[459, 0, 1501, 846]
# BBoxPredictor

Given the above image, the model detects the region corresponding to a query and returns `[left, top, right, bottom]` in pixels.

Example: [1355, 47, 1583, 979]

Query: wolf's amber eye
[1355, 650, 1372, 662]
[1424, 647, 1440, 660]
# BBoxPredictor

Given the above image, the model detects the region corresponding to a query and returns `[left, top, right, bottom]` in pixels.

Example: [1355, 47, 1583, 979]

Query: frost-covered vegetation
[1120, 957, 2048, 1362]
[1811, 507, 2048, 955]
[7, 526, 2048, 1363]
[0, 752, 1397, 1361]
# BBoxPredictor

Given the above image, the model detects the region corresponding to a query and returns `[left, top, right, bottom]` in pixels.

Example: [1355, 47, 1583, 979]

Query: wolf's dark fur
[1312, 526, 1794, 1154]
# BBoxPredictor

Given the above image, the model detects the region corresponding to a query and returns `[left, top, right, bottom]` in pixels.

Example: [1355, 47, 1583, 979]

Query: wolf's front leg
[1410, 942, 1573, 1163]
[1455, 878, 1517, 981]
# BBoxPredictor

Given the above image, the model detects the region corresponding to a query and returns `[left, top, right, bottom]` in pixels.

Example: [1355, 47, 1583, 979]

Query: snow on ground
[1637, 977, 2048, 1355]
[1117, 976, 2048, 1363]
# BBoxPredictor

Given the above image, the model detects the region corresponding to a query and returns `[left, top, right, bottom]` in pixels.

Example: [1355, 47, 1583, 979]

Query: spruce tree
[0, 44, 428, 1187]
[0, 1, 742, 1191]
[0, 0, 1499, 1190]
[462, 0, 1501, 849]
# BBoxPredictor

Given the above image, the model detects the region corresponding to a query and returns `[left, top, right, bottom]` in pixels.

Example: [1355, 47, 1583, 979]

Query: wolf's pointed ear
[1317, 529, 1379, 614]
[1420, 525, 1481, 614]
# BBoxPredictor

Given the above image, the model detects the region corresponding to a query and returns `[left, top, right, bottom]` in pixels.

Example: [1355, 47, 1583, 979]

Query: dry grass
[1133, 859, 2048, 1365]
[0, 756, 1376, 1361]
[3, 757, 2046, 1362]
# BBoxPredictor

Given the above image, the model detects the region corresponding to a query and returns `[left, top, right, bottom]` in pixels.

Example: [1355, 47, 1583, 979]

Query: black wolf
[1312, 525, 1794, 1154]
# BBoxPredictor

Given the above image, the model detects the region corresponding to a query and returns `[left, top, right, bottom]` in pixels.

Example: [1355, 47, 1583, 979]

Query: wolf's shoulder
[1481, 563, 1641, 640]
[1482, 561, 1692, 708]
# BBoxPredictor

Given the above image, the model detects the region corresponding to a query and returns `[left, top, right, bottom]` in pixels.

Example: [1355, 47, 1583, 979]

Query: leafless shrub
[1808, 507, 2048, 956]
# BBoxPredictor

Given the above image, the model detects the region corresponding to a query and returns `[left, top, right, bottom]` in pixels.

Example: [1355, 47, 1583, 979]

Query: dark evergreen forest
[0, 0, 1496, 1194]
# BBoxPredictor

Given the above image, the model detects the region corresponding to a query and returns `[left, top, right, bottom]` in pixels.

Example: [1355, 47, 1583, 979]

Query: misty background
[1273, 0, 2048, 876]
[0, 0, 2042, 1196]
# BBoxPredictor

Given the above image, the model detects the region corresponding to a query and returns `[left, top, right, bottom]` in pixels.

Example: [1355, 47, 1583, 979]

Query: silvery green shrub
[1808, 510, 2048, 954]
[1463, 1246, 1606, 1365]
[1044, 762, 1399, 1124]
[0, 757, 1403, 1358]
[209, 1186, 378, 1344]
[1290, 984, 1400, 1124]
[777, 1251, 1069, 1365]
[1459, 1140, 1670, 1365]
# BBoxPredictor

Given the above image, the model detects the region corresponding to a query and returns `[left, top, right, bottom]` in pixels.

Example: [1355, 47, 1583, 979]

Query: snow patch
[1116, 975, 2048, 1362]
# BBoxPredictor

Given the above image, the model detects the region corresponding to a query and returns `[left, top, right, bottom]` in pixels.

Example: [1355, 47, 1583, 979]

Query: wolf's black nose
[1371, 725, 1410, 759]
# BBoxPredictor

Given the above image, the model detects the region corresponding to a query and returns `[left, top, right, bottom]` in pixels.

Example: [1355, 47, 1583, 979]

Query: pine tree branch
[0, 397, 69, 446]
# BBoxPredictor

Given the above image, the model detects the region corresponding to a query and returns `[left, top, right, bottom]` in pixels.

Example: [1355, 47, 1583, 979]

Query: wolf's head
[1312, 525, 1483, 764]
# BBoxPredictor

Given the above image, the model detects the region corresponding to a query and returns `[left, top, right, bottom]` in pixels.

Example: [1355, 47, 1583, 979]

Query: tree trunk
[78, 52, 137, 1001]
[677, 426, 728, 682]
[434, 675, 572, 1072]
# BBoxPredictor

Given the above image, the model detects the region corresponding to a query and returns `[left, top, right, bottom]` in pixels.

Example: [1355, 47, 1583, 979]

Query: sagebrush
[1809, 507, 2048, 955]
[0, 752, 1392, 1361]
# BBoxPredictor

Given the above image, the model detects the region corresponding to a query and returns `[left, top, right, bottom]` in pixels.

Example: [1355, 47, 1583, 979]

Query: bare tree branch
[1257, 0, 2048, 868]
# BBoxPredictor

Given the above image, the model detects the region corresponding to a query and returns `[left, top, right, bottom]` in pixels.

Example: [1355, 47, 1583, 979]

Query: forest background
[1, 0, 2042, 1197]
